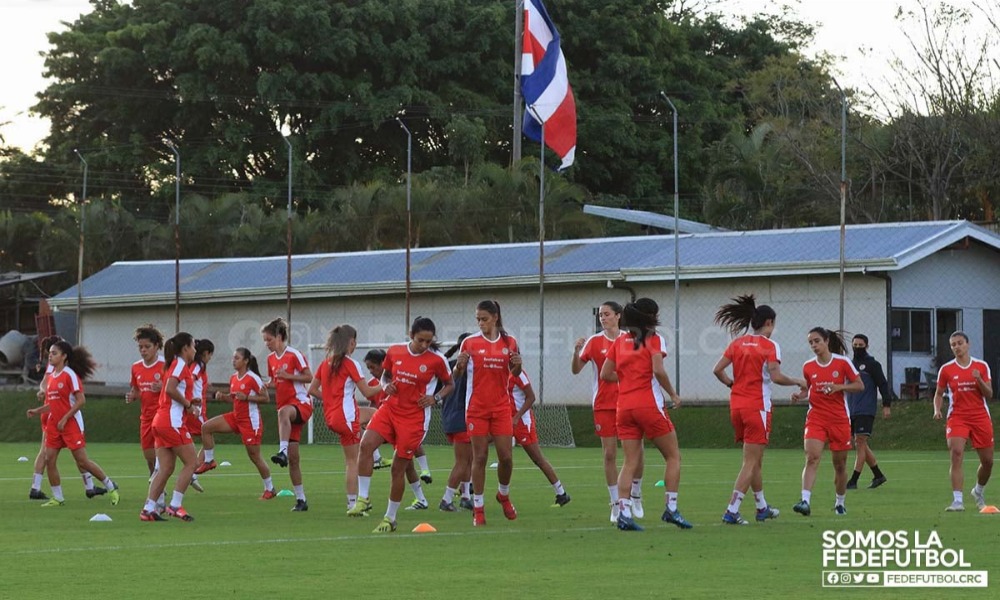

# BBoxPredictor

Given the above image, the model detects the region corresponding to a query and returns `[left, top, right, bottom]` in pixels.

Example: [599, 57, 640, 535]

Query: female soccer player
[572, 301, 645, 522]
[439, 334, 474, 512]
[349, 317, 453, 533]
[262, 317, 313, 512]
[363, 349, 393, 470]
[25, 341, 121, 507]
[790, 327, 863, 517]
[186, 338, 214, 493]
[194, 347, 276, 499]
[453, 300, 521, 526]
[933, 331, 994, 512]
[712, 295, 805, 525]
[307, 325, 383, 511]
[126, 325, 165, 478]
[600, 298, 691, 532]
[141, 332, 199, 522]
[509, 369, 570, 506]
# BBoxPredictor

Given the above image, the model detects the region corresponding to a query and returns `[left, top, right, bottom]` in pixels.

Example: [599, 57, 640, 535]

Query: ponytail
[809, 327, 848, 356]
[261, 317, 290, 342]
[715, 294, 776, 335]
[324, 324, 357, 376]
[164, 332, 194, 371]
[622, 297, 660, 349]
[194, 338, 215, 368]
[236, 347, 261, 377]
[52, 340, 96, 380]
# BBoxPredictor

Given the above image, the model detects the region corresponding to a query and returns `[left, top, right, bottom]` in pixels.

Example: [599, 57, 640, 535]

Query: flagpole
[513, 0, 524, 165]
[526, 105, 545, 405]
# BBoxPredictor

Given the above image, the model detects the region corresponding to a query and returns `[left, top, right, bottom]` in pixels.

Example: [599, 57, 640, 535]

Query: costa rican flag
[521, 0, 576, 171]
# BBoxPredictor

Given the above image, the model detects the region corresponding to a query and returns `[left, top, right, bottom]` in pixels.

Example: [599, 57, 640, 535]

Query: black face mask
[853, 348, 868, 360]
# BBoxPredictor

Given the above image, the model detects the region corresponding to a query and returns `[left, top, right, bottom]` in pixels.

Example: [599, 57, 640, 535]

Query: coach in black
[846, 334, 893, 489]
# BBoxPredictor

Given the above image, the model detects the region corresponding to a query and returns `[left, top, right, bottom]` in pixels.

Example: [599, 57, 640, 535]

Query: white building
[50, 220, 1000, 404]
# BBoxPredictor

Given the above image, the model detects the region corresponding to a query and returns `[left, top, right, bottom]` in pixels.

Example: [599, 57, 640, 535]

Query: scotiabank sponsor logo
[821, 530, 987, 588]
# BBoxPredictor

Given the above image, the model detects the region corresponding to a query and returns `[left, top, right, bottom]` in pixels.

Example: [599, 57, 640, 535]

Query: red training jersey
[229, 370, 265, 431]
[937, 358, 992, 420]
[154, 357, 193, 428]
[131, 355, 165, 421]
[46, 367, 85, 431]
[367, 377, 390, 409]
[267, 346, 311, 409]
[606, 332, 669, 411]
[508, 370, 533, 426]
[802, 354, 858, 423]
[382, 343, 452, 420]
[724, 334, 781, 412]
[460, 332, 519, 414]
[316, 357, 366, 428]
[578, 332, 620, 411]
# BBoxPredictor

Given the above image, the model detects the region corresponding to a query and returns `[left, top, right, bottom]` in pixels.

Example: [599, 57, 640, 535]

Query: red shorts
[593, 409, 617, 438]
[326, 416, 362, 446]
[467, 408, 514, 438]
[44, 419, 86, 450]
[139, 418, 156, 450]
[281, 402, 314, 444]
[616, 406, 675, 440]
[513, 412, 538, 446]
[368, 407, 426, 460]
[184, 411, 203, 436]
[154, 425, 193, 449]
[947, 413, 995, 449]
[731, 408, 772, 445]
[446, 431, 471, 444]
[222, 412, 263, 446]
[804, 415, 852, 451]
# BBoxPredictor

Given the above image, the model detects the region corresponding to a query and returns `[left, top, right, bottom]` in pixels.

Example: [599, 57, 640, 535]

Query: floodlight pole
[661, 91, 681, 394]
[833, 79, 847, 333]
[397, 118, 413, 335]
[73, 149, 87, 344]
[284, 135, 293, 327]
[164, 139, 181, 332]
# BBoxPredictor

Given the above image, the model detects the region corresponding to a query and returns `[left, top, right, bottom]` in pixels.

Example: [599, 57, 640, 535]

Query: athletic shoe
[459, 497, 474, 511]
[86, 486, 107, 499]
[661, 508, 693, 529]
[610, 503, 620, 523]
[194, 460, 217, 475]
[347, 497, 371, 517]
[260, 489, 277, 500]
[496, 493, 517, 520]
[419, 470, 433, 484]
[834, 504, 847, 515]
[722, 510, 749, 525]
[869, 476, 888, 489]
[165, 505, 194, 521]
[108, 486, 120, 506]
[793, 500, 811, 516]
[472, 507, 486, 526]
[271, 450, 288, 468]
[971, 487, 986, 510]
[631, 495, 645, 519]
[291, 499, 309, 512]
[372, 517, 397, 533]
[755, 505, 780, 521]
[438, 500, 458, 512]
[372, 457, 392, 470]
[616, 513, 643, 531]
[405, 499, 429, 510]
[190, 477, 204, 493]
[552, 493, 571, 507]
[845, 479, 858, 490]
[29, 489, 49, 501]
[41, 498, 65, 507]
[139, 509, 166, 522]
[945, 501, 965, 512]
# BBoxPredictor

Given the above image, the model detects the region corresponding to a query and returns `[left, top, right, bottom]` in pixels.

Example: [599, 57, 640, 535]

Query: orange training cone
[979, 505, 999, 514]
[411, 522, 437, 533]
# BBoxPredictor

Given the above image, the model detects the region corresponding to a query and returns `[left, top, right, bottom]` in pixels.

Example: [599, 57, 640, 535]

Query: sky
[0, 0, 991, 152]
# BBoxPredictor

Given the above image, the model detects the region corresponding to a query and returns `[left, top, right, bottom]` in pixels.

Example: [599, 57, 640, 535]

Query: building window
[891, 309, 932, 353]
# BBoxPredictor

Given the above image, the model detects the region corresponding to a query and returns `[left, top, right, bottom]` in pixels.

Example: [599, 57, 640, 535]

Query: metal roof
[49, 220, 1000, 308]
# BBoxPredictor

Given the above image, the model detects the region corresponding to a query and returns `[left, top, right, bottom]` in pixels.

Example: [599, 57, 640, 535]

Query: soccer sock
[835, 494, 846, 507]
[143, 498, 158, 513]
[358, 476, 372, 499]
[293, 484, 305, 501]
[347, 494, 357, 509]
[171, 490, 184, 508]
[102, 477, 115, 490]
[498, 483, 510, 496]
[608, 485, 619, 503]
[204, 449, 214, 462]
[443, 487, 457, 503]
[461, 481, 472, 499]
[753, 490, 768, 511]
[727, 490, 745, 513]
[410, 481, 427, 503]
[619, 497, 633, 518]
[373, 448, 382, 462]
[473, 494, 485, 508]
[666, 492, 678, 512]
[954, 491, 964, 503]
[82, 472, 94, 491]
[801, 490, 812, 503]
[974, 483, 985, 495]
[386, 500, 400, 521]
[871, 464, 884, 479]
[263, 476, 274, 491]
[416, 455, 430, 472]
[51, 485, 64, 502]
[552, 480, 565, 495]
[32, 473, 43, 490]
[157, 492, 166, 506]
[630, 478, 642, 498]
[279, 440, 289, 454]
[849, 469, 862, 482]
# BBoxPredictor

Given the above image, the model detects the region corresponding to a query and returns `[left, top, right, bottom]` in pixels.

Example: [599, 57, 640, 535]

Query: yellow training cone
[979, 505, 999, 514]
[411, 522, 437, 533]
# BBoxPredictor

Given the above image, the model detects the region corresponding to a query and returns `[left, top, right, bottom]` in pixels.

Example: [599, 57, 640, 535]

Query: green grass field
[1, 443, 996, 599]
